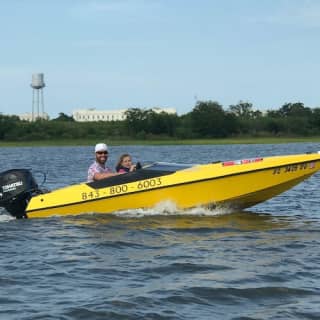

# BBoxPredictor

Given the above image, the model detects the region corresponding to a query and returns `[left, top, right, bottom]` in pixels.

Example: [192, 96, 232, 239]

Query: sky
[1, 0, 320, 119]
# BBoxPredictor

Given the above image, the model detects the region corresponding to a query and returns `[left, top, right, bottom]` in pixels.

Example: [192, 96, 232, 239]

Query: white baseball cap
[95, 143, 108, 153]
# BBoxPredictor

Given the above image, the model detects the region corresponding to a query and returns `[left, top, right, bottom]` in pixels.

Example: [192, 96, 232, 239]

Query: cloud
[72, 39, 108, 48]
[70, 0, 161, 18]
[262, 0, 320, 28]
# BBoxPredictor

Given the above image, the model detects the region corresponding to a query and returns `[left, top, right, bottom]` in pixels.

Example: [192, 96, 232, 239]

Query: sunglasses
[96, 151, 108, 155]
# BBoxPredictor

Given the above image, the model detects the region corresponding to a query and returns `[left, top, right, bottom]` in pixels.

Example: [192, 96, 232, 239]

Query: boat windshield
[142, 162, 193, 172]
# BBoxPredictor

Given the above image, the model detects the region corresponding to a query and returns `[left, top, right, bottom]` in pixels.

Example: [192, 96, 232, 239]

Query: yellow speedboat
[1, 151, 320, 219]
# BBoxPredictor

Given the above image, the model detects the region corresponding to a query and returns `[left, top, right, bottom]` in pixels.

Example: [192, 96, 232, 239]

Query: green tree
[125, 108, 152, 136]
[148, 112, 179, 136]
[229, 101, 255, 118]
[52, 112, 74, 122]
[278, 102, 312, 118]
[0, 114, 19, 140]
[124, 108, 178, 137]
[310, 108, 320, 133]
[228, 101, 263, 135]
[189, 101, 237, 138]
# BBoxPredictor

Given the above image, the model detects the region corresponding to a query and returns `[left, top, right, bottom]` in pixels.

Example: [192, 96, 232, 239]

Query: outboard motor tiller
[0, 169, 41, 219]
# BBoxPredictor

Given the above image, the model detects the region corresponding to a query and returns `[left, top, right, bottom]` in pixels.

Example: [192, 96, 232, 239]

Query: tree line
[1, 101, 320, 141]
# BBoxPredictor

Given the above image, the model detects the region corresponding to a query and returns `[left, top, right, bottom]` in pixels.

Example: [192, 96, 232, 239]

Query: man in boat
[87, 143, 119, 182]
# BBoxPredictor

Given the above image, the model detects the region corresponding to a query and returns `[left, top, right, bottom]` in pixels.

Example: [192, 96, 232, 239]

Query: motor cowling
[0, 169, 40, 219]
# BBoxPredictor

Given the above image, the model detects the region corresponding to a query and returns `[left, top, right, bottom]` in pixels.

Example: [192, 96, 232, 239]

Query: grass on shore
[1, 137, 320, 147]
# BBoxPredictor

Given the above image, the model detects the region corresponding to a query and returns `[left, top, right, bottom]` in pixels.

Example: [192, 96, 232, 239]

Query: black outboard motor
[0, 169, 41, 219]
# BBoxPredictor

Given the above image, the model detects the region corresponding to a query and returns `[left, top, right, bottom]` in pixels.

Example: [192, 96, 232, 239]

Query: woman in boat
[87, 143, 119, 182]
[115, 154, 137, 173]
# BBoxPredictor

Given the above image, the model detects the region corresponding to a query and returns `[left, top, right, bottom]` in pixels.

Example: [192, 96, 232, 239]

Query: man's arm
[93, 172, 119, 180]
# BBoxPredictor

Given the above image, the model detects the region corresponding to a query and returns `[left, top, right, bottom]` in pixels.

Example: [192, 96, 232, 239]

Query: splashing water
[114, 200, 234, 218]
[0, 211, 15, 222]
[0, 200, 235, 221]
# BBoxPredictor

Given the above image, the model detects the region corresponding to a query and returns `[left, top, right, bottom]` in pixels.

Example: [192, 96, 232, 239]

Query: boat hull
[25, 152, 320, 219]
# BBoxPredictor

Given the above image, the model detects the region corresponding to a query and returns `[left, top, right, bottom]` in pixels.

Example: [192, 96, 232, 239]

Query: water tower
[31, 73, 45, 121]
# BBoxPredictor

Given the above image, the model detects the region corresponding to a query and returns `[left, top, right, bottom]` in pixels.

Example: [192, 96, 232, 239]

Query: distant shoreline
[1, 137, 320, 147]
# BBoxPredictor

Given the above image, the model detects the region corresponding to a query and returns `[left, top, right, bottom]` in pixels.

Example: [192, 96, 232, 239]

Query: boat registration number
[273, 162, 314, 175]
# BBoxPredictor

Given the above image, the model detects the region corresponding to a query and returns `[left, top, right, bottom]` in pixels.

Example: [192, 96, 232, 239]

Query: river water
[0, 143, 319, 320]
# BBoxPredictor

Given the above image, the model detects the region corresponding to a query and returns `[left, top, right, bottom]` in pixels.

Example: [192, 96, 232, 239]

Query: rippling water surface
[0, 143, 320, 319]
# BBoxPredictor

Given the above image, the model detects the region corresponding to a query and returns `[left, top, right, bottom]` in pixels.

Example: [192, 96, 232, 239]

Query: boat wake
[0, 210, 15, 223]
[114, 201, 234, 218]
[1, 202, 233, 221]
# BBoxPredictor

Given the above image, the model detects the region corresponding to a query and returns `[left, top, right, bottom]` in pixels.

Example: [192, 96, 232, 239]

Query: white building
[151, 107, 176, 115]
[72, 107, 176, 122]
[72, 108, 127, 122]
[19, 112, 49, 122]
